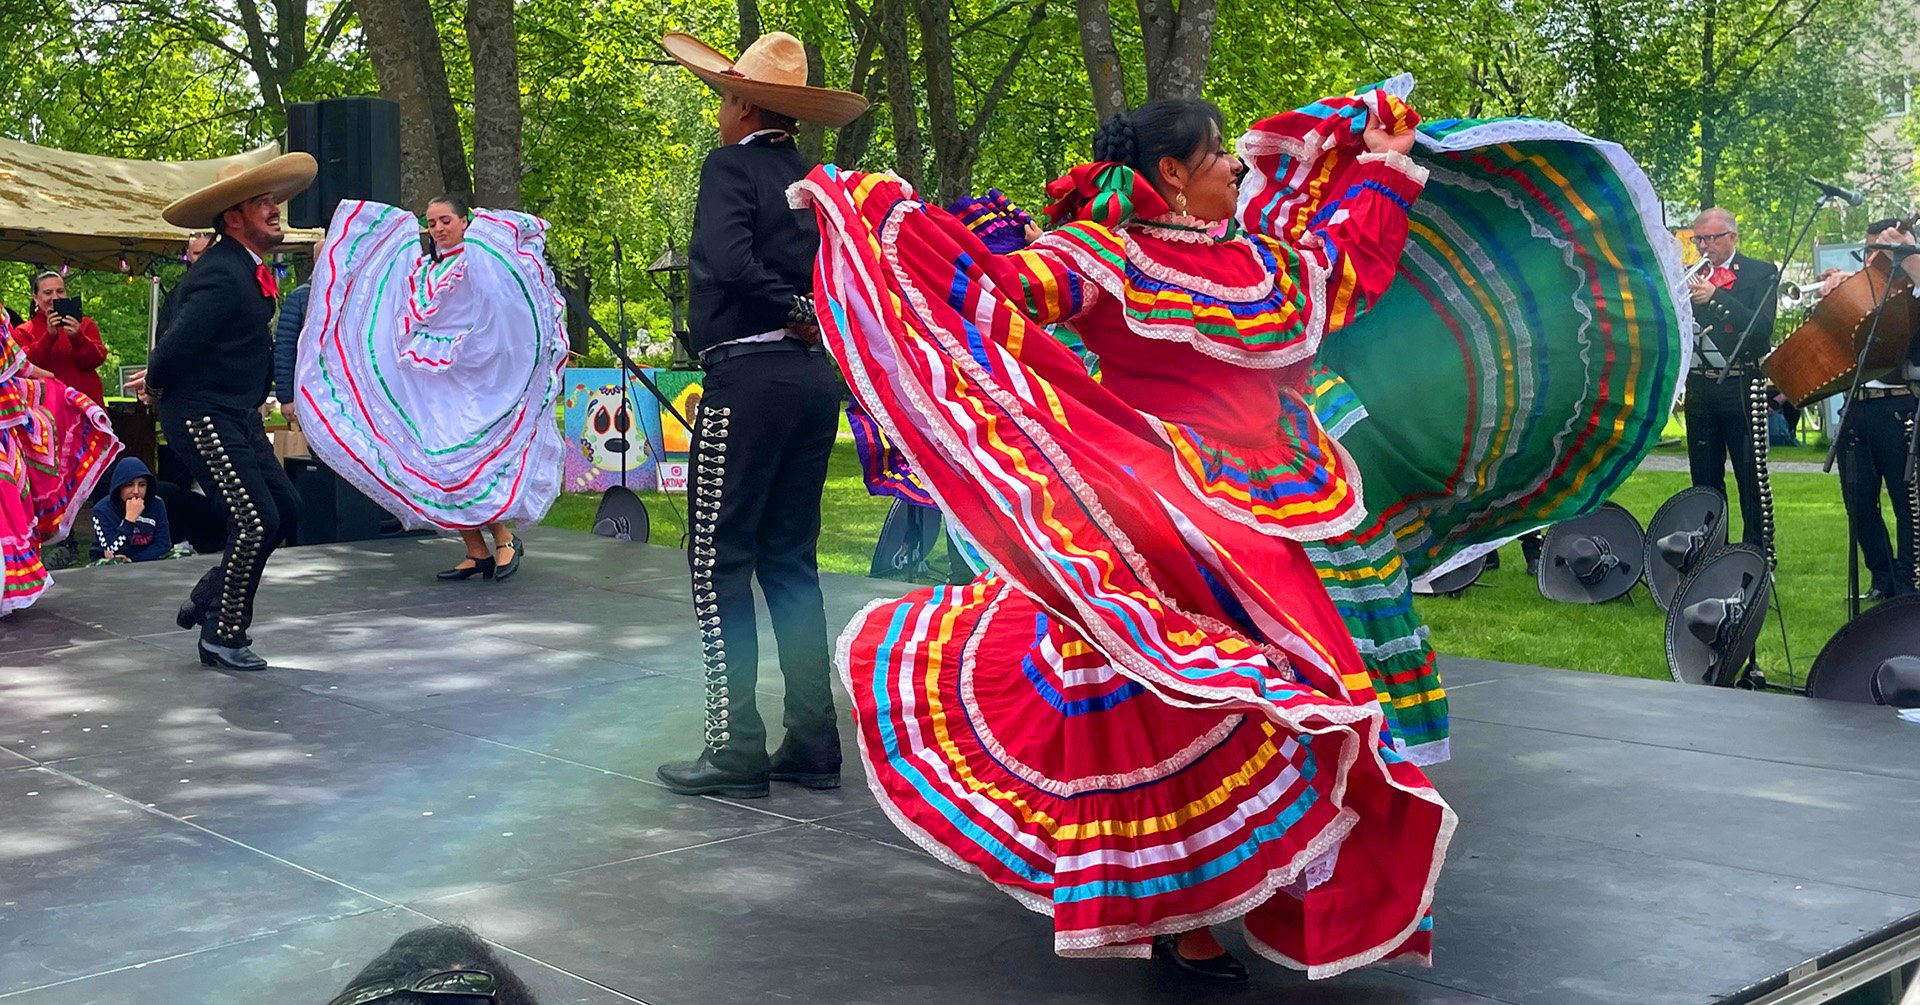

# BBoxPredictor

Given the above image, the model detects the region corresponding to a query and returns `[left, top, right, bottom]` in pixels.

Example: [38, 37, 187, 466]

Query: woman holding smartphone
[19, 272, 109, 405]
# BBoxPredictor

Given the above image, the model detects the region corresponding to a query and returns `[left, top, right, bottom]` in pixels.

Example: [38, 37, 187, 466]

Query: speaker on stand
[280, 97, 420, 548]
[284, 97, 403, 231]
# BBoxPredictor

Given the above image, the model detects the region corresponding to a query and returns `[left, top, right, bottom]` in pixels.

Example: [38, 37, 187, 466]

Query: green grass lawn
[546, 441, 1873, 683]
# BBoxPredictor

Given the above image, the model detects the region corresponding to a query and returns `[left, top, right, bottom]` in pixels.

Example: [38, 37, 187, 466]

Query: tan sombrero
[162, 152, 317, 229]
[662, 31, 869, 128]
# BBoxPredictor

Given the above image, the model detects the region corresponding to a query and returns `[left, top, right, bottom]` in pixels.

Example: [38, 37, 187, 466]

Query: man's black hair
[333, 924, 539, 1005]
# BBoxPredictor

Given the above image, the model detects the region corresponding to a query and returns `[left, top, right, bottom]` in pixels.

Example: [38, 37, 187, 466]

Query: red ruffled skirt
[799, 167, 1454, 977]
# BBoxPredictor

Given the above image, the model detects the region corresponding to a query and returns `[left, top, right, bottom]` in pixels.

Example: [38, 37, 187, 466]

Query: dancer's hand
[126, 368, 150, 403]
[1364, 118, 1416, 157]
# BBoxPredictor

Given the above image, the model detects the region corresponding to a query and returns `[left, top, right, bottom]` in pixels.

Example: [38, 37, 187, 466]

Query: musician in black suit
[1824, 219, 1920, 599]
[1684, 207, 1779, 548]
[654, 31, 869, 798]
[131, 154, 316, 670]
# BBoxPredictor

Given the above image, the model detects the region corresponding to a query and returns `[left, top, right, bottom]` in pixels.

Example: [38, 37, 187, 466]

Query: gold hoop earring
[1174, 191, 1188, 214]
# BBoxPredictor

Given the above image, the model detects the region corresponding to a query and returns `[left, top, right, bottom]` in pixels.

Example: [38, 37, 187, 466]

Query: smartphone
[51, 296, 82, 320]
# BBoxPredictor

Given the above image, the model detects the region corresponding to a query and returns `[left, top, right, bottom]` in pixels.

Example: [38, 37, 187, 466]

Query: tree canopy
[0, 0, 1902, 373]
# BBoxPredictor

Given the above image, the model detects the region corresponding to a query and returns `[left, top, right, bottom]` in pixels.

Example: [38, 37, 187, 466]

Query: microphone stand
[613, 236, 631, 490]
[1714, 192, 1832, 386]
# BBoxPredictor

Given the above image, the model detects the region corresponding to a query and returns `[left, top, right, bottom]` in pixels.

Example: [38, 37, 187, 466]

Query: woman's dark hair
[427, 193, 471, 220]
[333, 924, 539, 1005]
[1092, 99, 1226, 187]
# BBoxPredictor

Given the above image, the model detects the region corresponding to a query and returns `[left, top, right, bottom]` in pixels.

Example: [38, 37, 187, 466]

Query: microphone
[1806, 177, 1864, 206]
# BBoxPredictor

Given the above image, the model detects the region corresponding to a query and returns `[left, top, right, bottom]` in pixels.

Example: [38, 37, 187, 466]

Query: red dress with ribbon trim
[794, 89, 1455, 977]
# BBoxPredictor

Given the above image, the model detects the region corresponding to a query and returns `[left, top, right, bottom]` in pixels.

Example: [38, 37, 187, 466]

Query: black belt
[1691, 366, 1754, 380]
[1853, 385, 1915, 400]
[699, 339, 823, 367]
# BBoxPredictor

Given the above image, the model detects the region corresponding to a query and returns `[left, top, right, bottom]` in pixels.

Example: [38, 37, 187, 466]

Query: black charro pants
[1685, 372, 1766, 547]
[1838, 393, 1918, 596]
[687, 348, 841, 770]
[160, 406, 300, 646]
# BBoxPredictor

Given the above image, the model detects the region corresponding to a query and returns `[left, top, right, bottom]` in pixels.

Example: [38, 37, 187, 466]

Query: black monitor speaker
[284, 456, 427, 546]
[286, 97, 402, 231]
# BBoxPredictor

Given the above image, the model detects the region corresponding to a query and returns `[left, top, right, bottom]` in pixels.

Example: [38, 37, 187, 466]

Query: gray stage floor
[3, 527, 1918, 1004]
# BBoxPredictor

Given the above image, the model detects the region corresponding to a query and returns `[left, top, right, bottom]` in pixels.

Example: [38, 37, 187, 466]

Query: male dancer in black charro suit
[130, 153, 317, 670]
[1684, 207, 1779, 548]
[655, 30, 870, 797]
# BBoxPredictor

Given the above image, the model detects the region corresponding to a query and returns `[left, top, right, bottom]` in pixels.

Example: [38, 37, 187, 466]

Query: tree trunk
[466, 0, 524, 209]
[1075, 0, 1128, 121]
[736, 0, 762, 53]
[832, 0, 890, 167]
[911, 0, 970, 203]
[408, 0, 473, 205]
[1137, 0, 1217, 102]
[355, 0, 445, 208]
[878, 0, 923, 188]
[798, 41, 830, 163]
[1698, 0, 1718, 209]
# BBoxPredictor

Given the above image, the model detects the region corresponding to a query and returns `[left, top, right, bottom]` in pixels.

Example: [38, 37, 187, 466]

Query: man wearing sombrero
[143, 152, 316, 670]
[654, 30, 868, 798]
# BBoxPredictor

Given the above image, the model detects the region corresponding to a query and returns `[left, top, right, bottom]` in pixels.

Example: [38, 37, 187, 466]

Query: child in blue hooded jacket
[91, 457, 173, 562]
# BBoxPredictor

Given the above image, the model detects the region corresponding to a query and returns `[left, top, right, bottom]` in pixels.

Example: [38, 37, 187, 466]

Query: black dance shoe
[1151, 935, 1251, 984]
[176, 601, 205, 631]
[656, 752, 769, 798]
[769, 736, 842, 790]
[436, 555, 496, 581]
[493, 537, 524, 582]
[198, 638, 269, 671]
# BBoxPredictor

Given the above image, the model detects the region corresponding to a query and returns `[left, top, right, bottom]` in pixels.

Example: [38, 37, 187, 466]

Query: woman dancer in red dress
[797, 90, 1455, 983]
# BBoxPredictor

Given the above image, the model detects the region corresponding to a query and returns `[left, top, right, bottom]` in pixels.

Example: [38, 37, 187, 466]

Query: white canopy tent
[0, 138, 320, 272]
[0, 137, 320, 344]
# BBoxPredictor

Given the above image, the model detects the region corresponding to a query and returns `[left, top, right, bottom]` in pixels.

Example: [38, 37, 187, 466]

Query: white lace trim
[1356, 149, 1431, 186]
[1043, 234, 1328, 371]
[1127, 212, 1222, 244]
[1122, 230, 1273, 301]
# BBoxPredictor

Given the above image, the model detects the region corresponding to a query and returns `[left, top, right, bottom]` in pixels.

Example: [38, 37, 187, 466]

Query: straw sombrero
[163, 152, 318, 229]
[662, 31, 869, 128]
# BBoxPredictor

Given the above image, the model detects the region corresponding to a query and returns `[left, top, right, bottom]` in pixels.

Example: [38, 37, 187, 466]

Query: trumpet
[1676, 256, 1713, 291]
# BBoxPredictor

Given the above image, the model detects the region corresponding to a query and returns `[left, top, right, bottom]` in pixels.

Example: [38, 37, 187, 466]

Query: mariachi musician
[1818, 218, 1920, 600]
[1685, 207, 1778, 549]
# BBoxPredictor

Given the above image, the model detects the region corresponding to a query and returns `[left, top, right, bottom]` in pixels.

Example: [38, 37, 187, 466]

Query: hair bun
[1092, 113, 1138, 167]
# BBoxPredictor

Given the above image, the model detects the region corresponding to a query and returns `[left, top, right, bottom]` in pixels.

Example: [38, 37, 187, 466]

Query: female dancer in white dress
[296, 193, 568, 581]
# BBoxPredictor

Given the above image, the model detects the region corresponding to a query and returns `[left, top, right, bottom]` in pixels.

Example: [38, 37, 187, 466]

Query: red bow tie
[1709, 265, 1736, 290]
[255, 263, 279, 299]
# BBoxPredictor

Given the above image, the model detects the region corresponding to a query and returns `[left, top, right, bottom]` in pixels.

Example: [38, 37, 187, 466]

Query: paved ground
[3, 528, 1916, 1004]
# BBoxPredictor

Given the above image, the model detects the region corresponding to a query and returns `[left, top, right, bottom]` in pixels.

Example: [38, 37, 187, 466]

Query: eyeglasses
[1691, 231, 1734, 243]
[325, 968, 500, 1005]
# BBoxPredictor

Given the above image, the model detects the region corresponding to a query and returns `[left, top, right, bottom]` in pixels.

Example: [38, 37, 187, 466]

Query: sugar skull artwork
[562, 368, 665, 492]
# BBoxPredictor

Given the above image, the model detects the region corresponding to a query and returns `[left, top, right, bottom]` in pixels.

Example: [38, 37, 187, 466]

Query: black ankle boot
[198, 638, 268, 671]
[769, 735, 842, 790]
[657, 751, 769, 798]
[176, 601, 205, 631]
[1151, 935, 1251, 984]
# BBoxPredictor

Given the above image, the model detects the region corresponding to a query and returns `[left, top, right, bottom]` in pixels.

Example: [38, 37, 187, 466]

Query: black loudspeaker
[286, 97, 403, 230]
[284, 457, 427, 546]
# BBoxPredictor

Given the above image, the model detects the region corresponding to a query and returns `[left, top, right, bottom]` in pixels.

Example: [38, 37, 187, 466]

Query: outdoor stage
[3, 527, 1917, 1004]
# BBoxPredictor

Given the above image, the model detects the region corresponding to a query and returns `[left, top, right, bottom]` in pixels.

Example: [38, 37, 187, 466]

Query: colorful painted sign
[561, 368, 667, 493]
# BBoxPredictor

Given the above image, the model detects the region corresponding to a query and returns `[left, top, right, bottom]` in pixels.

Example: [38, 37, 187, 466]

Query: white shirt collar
[738, 129, 791, 146]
